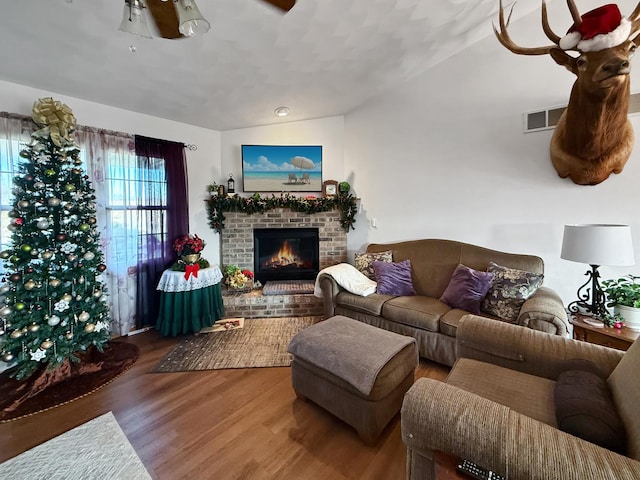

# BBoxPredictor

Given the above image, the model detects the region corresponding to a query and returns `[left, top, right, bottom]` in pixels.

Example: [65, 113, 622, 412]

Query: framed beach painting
[241, 145, 322, 192]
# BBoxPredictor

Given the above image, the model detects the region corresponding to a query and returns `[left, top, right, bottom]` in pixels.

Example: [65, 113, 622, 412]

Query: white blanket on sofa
[314, 263, 377, 297]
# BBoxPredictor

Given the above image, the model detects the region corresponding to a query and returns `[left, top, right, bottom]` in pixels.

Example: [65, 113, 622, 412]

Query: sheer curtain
[134, 135, 189, 329]
[0, 114, 34, 255]
[75, 127, 138, 336]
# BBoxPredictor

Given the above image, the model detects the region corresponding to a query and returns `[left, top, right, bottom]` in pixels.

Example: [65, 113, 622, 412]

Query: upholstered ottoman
[287, 315, 417, 444]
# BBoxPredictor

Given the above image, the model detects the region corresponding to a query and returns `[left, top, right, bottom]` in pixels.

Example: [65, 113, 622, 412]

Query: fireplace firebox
[253, 228, 319, 283]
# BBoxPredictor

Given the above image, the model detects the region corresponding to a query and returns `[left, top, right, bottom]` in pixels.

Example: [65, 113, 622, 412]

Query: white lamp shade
[119, 0, 153, 38]
[176, 0, 210, 37]
[561, 224, 635, 266]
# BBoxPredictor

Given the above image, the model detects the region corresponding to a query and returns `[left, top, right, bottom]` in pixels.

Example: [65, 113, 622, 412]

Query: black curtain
[134, 135, 189, 328]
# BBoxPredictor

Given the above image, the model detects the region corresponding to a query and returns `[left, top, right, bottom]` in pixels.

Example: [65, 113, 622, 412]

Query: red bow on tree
[184, 263, 200, 280]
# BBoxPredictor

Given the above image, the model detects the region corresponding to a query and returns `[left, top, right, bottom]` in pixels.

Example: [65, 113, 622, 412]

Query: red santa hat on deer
[559, 3, 631, 52]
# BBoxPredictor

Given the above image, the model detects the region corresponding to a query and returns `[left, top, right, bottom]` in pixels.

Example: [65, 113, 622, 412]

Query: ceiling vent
[523, 92, 640, 133]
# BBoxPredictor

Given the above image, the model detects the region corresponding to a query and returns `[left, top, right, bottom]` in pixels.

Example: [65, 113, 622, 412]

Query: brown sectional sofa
[316, 239, 569, 366]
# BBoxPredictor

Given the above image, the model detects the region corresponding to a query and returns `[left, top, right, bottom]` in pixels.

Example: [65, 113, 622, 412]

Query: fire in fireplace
[253, 228, 319, 283]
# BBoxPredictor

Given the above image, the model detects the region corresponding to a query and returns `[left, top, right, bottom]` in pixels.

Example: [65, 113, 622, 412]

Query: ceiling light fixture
[119, 0, 153, 39]
[119, 0, 210, 39]
[175, 0, 210, 37]
[274, 107, 290, 117]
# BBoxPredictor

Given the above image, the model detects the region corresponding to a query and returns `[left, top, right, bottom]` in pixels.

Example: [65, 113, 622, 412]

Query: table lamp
[561, 224, 635, 323]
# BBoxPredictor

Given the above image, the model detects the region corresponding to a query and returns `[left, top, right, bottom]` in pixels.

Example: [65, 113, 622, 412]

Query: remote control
[456, 459, 506, 480]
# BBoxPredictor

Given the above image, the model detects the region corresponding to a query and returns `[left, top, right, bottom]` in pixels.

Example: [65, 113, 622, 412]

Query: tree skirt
[151, 316, 319, 372]
[0, 341, 139, 423]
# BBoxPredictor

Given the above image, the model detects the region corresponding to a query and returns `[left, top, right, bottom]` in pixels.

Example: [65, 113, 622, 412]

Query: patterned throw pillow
[481, 262, 544, 322]
[439, 264, 495, 314]
[354, 250, 393, 280]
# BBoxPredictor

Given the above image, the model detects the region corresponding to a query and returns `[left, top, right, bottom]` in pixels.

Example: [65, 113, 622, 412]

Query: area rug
[151, 316, 320, 372]
[0, 341, 139, 423]
[0, 411, 151, 479]
[262, 280, 315, 295]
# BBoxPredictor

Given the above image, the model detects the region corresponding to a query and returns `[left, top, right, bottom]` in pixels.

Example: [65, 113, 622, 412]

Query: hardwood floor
[0, 329, 450, 480]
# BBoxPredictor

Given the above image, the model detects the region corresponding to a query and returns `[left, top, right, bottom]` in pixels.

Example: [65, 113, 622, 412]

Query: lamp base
[582, 317, 605, 328]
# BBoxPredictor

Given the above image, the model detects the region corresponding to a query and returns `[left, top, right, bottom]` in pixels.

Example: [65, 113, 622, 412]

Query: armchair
[401, 315, 640, 479]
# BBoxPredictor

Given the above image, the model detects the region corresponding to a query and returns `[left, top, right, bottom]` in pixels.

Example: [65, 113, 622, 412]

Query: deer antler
[494, 0, 562, 55]
[628, 2, 640, 41]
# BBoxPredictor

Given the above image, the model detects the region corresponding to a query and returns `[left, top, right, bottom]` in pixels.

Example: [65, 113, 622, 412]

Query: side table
[156, 266, 225, 336]
[571, 314, 638, 351]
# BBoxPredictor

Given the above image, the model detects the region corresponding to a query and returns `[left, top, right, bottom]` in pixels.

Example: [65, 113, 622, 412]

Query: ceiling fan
[121, 0, 296, 40]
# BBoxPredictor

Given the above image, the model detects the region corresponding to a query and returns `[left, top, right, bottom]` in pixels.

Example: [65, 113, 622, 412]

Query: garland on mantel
[205, 192, 358, 233]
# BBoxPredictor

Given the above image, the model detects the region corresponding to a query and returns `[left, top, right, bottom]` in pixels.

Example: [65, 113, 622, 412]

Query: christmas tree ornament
[2, 352, 14, 362]
[65, 331, 73, 340]
[15, 302, 26, 311]
[56, 233, 67, 242]
[40, 339, 53, 349]
[36, 219, 50, 229]
[10, 329, 22, 338]
[44, 169, 56, 177]
[9, 255, 19, 264]
[0, 251, 10, 259]
[20, 244, 32, 253]
[0, 284, 11, 294]
[27, 322, 39, 332]
[93, 290, 102, 298]
[83, 251, 95, 261]
[47, 197, 61, 206]
[79, 223, 90, 232]
[7, 224, 17, 232]
[68, 254, 78, 262]
[33, 181, 45, 190]
[62, 293, 72, 303]
[42, 250, 54, 260]
[9, 273, 21, 283]
[18, 200, 30, 209]
[30, 249, 40, 256]
[88, 217, 97, 225]
[25, 175, 34, 182]
[97, 264, 107, 272]
[48, 278, 61, 287]
[64, 184, 76, 192]
[7, 210, 18, 218]
[13, 218, 24, 226]
[47, 315, 61, 326]
[84, 323, 95, 333]
[30, 348, 47, 362]
[78, 311, 90, 322]
[0, 305, 11, 315]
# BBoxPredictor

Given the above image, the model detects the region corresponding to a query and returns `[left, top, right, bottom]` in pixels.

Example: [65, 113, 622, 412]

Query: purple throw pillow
[439, 264, 494, 314]
[373, 259, 416, 296]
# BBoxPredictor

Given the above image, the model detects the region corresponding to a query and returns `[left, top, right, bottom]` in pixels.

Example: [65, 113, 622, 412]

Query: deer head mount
[495, 1, 640, 185]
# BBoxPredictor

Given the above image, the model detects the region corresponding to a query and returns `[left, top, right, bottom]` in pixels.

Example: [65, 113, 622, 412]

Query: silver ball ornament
[48, 315, 61, 326]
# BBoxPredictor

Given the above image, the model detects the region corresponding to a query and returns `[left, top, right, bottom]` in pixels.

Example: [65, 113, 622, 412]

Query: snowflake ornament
[94, 320, 109, 333]
[60, 242, 77, 254]
[54, 299, 70, 312]
[30, 348, 47, 362]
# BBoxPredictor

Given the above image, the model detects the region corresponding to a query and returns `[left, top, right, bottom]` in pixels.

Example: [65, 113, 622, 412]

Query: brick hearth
[220, 208, 347, 318]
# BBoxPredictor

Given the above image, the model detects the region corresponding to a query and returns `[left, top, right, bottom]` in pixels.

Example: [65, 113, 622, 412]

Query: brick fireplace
[220, 208, 347, 318]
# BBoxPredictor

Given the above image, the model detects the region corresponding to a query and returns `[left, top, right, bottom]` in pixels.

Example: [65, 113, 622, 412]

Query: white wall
[344, 0, 640, 305]
[0, 80, 222, 262]
[220, 116, 345, 188]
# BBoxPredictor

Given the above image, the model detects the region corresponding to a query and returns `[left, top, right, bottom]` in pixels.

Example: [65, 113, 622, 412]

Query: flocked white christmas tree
[0, 97, 110, 380]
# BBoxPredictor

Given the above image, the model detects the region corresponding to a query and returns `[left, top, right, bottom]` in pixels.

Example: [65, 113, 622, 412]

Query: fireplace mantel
[205, 193, 358, 233]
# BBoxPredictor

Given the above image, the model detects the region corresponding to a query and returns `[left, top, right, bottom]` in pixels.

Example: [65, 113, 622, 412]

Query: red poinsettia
[242, 269, 254, 280]
[173, 234, 205, 255]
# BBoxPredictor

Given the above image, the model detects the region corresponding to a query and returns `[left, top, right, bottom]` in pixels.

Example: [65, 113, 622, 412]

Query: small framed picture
[323, 180, 338, 198]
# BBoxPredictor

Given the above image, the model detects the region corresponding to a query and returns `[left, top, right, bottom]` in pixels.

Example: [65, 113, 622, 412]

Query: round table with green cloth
[156, 266, 225, 336]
